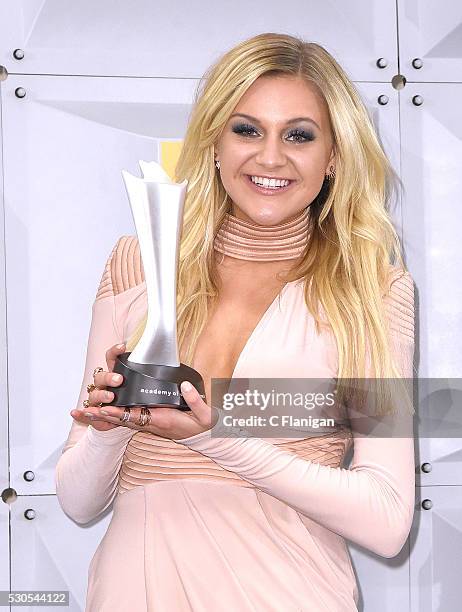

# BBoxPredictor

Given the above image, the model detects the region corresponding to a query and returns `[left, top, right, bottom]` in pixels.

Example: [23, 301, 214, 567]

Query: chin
[232, 205, 300, 227]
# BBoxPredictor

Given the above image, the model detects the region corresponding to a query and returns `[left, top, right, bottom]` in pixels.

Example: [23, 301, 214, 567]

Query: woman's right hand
[70, 343, 126, 431]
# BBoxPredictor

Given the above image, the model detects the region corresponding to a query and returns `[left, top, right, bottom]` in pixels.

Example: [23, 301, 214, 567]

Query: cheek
[220, 171, 245, 202]
[295, 147, 324, 168]
[221, 143, 250, 170]
[295, 152, 328, 182]
[302, 166, 325, 182]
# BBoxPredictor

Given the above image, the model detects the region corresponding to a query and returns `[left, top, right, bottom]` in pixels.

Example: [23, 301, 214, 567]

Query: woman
[55, 33, 416, 611]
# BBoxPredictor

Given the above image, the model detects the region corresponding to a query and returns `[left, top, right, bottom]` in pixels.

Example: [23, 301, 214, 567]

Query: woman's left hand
[75, 381, 218, 441]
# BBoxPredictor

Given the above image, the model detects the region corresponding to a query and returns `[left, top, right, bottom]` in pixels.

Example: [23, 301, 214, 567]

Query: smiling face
[214, 75, 336, 226]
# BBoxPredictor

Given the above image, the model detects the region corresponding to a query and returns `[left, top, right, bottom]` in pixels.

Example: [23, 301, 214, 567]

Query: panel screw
[376, 58, 388, 69]
[412, 58, 423, 69]
[24, 508, 36, 520]
[15, 87, 26, 99]
[412, 95, 424, 106]
[1, 488, 17, 504]
[421, 462, 432, 473]
[422, 499, 433, 510]
[378, 95, 389, 105]
[23, 470, 35, 481]
[13, 49, 25, 60]
[392, 74, 406, 90]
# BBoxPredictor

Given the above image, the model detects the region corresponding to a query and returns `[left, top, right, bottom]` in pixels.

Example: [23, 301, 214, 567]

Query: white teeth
[250, 176, 290, 189]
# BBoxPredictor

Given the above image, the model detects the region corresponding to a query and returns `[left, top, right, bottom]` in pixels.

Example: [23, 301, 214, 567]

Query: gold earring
[325, 165, 336, 181]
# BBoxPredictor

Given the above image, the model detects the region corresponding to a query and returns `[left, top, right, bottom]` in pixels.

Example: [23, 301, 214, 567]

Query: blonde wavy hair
[126, 32, 414, 417]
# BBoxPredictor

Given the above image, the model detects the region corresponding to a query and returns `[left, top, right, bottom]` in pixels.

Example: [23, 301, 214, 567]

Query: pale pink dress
[55, 236, 416, 612]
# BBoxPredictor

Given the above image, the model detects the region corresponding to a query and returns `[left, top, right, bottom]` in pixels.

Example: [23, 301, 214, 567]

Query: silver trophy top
[121, 160, 188, 367]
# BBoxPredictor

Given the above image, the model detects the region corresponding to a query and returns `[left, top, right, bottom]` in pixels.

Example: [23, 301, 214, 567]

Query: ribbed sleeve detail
[95, 241, 118, 300]
[95, 236, 145, 300]
[384, 268, 415, 341]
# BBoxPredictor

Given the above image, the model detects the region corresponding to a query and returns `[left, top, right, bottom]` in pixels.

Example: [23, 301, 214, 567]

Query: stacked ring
[118, 407, 151, 427]
[137, 407, 152, 427]
[120, 407, 131, 423]
[81, 367, 105, 410]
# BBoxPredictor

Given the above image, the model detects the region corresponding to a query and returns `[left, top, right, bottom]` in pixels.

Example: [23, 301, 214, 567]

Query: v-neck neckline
[230, 279, 297, 378]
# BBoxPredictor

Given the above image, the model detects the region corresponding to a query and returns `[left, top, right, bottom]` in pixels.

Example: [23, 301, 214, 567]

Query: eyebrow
[230, 112, 320, 130]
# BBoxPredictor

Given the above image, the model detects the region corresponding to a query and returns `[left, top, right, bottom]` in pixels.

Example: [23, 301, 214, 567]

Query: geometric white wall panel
[349, 542, 410, 611]
[0, 0, 398, 81]
[410, 486, 462, 612]
[356, 83, 402, 172]
[355, 83, 403, 234]
[416, 378, 462, 486]
[398, 0, 462, 83]
[417, 436, 462, 487]
[400, 83, 462, 379]
[1, 74, 195, 495]
[10, 494, 113, 611]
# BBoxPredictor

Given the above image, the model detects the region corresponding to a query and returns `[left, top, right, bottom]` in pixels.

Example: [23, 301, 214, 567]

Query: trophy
[106, 160, 206, 411]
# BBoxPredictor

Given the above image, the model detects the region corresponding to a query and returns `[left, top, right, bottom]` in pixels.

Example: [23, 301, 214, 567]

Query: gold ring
[93, 367, 104, 378]
[120, 407, 131, 423]
[137, 407, 151, 427]
[83, 399, 90, 408]
[87, 383, 96, 393]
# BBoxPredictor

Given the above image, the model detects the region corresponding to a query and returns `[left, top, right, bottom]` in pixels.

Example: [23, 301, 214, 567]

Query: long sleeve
[174, 270, 416, 559]
[55, 238, 138, 525]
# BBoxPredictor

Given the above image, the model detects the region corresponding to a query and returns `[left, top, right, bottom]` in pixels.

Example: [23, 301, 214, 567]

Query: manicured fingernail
[181, 381, 192, 392]
[105, 390, 112, 399]
[112, 374, 122, 383]
[84, 412, 93, 418]
[100, 409, 109, 415]
[116, 343, 125, 349]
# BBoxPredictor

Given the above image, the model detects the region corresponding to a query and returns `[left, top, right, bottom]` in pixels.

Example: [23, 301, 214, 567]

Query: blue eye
[232, 123, 258, 137]
[231, 123, 315, 143]
[286, 128, 315, 143]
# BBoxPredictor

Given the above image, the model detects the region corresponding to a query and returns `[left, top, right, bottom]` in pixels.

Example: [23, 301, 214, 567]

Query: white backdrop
[0, 1, 461, 610]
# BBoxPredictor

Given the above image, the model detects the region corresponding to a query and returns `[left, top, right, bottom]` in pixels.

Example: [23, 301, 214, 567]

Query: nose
[254, 133, 287, 169]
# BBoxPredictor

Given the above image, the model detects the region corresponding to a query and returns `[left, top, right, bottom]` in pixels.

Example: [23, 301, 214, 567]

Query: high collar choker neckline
[213, 207, 310, 261]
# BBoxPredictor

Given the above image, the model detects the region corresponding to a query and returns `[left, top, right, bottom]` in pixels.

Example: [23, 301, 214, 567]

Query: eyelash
[231, 123, 315, 143]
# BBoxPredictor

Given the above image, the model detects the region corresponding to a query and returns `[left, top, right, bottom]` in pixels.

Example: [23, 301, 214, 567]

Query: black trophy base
[106, 352, 206, 411]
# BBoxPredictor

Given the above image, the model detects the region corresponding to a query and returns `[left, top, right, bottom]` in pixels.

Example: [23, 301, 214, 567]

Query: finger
[106, 343, 126, 372]
[70, 408, 94, 425]
[93, 369, 124, 390]
[74, 406, 114, 423]
[180, 381, 211, 425]
[95, 405, 145, 428]
[88, 387, 115, 406]
[97, 405, 144, 418]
